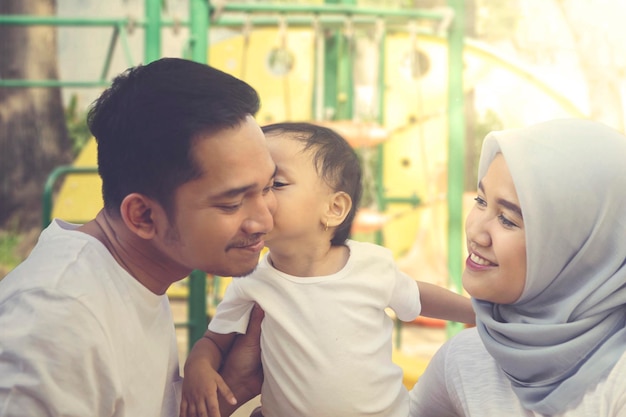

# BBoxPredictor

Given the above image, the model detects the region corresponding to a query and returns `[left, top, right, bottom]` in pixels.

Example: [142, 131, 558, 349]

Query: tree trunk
[0, 0, 72, 231]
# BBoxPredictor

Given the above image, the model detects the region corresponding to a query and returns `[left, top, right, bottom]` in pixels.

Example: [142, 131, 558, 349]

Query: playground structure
[2, 0, 468, 342]
[1, 1, 587, 385]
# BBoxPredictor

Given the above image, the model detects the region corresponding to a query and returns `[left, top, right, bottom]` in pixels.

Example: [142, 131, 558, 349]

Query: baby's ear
[325, 191, 352, 228]
[119, 193, 159, 239]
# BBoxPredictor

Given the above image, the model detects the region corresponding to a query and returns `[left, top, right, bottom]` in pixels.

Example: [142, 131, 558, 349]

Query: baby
[181, 122, 475, 417]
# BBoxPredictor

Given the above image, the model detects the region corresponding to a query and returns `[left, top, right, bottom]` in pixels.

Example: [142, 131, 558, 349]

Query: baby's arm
[417, 281, 475, 325]
[181, 330, 237, 417]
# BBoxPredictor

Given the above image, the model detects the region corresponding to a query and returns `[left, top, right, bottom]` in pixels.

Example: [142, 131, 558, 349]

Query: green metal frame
[446, 0, 466, 337]
[0, 16, 139, 87]
[5, 0, 467, 350]
[41, 166, 99, 228]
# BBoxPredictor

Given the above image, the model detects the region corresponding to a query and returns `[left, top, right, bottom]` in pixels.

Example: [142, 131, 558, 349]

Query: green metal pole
[207, 2, 444, 19]
[41, 166, 99, 229]
[446, 0, 466, 337]
[322, 0, 355, 120]
[375, 23, 387, 231]
[336, 0, 355, 120]
[186, 0, 209, 353]
[144, 0, 161, 63]
[335, 38, 354, 120]
[0, 15, 134, 26]
[189, 0, 209, 63]
[323, 30, 339, 118]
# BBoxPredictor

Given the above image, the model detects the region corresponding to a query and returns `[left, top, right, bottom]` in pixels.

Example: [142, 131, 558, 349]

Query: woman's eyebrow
[497, 198, 523, 219]
[478, 180, 523, 219]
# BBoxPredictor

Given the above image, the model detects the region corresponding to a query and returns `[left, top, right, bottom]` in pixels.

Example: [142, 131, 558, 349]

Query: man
[0, 58, 272, 416]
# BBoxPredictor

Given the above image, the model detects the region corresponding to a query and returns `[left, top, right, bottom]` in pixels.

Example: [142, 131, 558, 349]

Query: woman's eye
[474, 196, 486, 207]
[272, 181, 287, 189]
[498, 213, 517, 228]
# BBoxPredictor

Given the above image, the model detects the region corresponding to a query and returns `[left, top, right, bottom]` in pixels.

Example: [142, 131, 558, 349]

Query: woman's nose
[465, 207, 491, 248]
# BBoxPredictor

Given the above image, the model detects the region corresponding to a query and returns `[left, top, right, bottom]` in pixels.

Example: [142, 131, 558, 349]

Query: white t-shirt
[209, 239, 422, 417]
[0, 220, 182, 416]
[409, 328, 626, 417]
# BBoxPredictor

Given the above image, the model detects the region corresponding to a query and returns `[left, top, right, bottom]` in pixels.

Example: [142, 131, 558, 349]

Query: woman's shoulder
[445, 327, 485, 352]
[548, 351, 626, 417]
[410, 328, 532, 417]
[589, 349, 626, 416]
[439, 328, 490, 368]
[435, 331, 626, 417]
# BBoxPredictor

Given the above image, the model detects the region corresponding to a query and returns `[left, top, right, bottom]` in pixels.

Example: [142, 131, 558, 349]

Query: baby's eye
[272, 181, 287, 189]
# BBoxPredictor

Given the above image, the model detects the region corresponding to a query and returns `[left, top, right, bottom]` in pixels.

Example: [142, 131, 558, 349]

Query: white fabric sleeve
[389, 269, 421, 322]
[207, 279, 255, 335]
[0, 289, 118, 417]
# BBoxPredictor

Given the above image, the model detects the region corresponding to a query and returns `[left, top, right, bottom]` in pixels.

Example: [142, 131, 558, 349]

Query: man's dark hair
[88, 57, 260, 218]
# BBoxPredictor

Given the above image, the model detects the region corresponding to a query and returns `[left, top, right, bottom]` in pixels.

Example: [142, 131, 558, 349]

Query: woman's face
[463, 154, 527, 304]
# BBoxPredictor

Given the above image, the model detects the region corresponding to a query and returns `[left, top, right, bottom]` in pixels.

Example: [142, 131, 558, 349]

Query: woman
[409, 118, 626, 416]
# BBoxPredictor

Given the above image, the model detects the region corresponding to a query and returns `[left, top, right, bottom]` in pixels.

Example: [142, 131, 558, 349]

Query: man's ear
[119, 193, 158, 239]
[325, 191, 352, 228]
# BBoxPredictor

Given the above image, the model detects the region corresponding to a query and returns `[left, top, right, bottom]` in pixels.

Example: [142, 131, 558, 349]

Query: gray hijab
[473, 118, 626, 415]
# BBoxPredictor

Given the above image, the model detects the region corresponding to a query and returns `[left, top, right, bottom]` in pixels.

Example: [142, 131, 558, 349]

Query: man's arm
[218, 304, 264, 416]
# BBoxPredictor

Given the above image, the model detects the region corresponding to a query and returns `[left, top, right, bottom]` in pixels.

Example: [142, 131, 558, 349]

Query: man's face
[157, 115, 277, 278]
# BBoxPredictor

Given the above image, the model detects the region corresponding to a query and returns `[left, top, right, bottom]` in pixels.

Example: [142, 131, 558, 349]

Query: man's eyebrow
[210, 165, 277, 200]
[212, 184, 256, 199]
[477, 180, 523, 219]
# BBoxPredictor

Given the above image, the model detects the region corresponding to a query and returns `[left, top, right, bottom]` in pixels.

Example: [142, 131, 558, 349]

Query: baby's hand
[180, 363, 237, 417]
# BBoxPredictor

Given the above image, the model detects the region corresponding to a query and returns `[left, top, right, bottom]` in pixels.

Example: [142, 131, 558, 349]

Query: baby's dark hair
[262, 122, 362, 246]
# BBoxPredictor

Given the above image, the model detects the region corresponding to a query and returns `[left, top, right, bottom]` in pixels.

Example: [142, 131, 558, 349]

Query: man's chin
[217, 262, 259, 279]
[237, 263, 259, 278]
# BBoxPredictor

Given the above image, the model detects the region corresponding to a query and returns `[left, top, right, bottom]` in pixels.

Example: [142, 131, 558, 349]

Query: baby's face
[264, 134, 335, 253]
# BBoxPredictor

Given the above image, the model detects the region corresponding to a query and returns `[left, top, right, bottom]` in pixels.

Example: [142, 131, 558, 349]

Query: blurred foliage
[467, 109, 503, 186]
[475, 0, 521, 41]
[64, 94, 91, 156]
[357, 0, 420, 7]
[475, 109, 504, 140]
[356, 147, 379, 208]
[0, 231, 21, 272]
